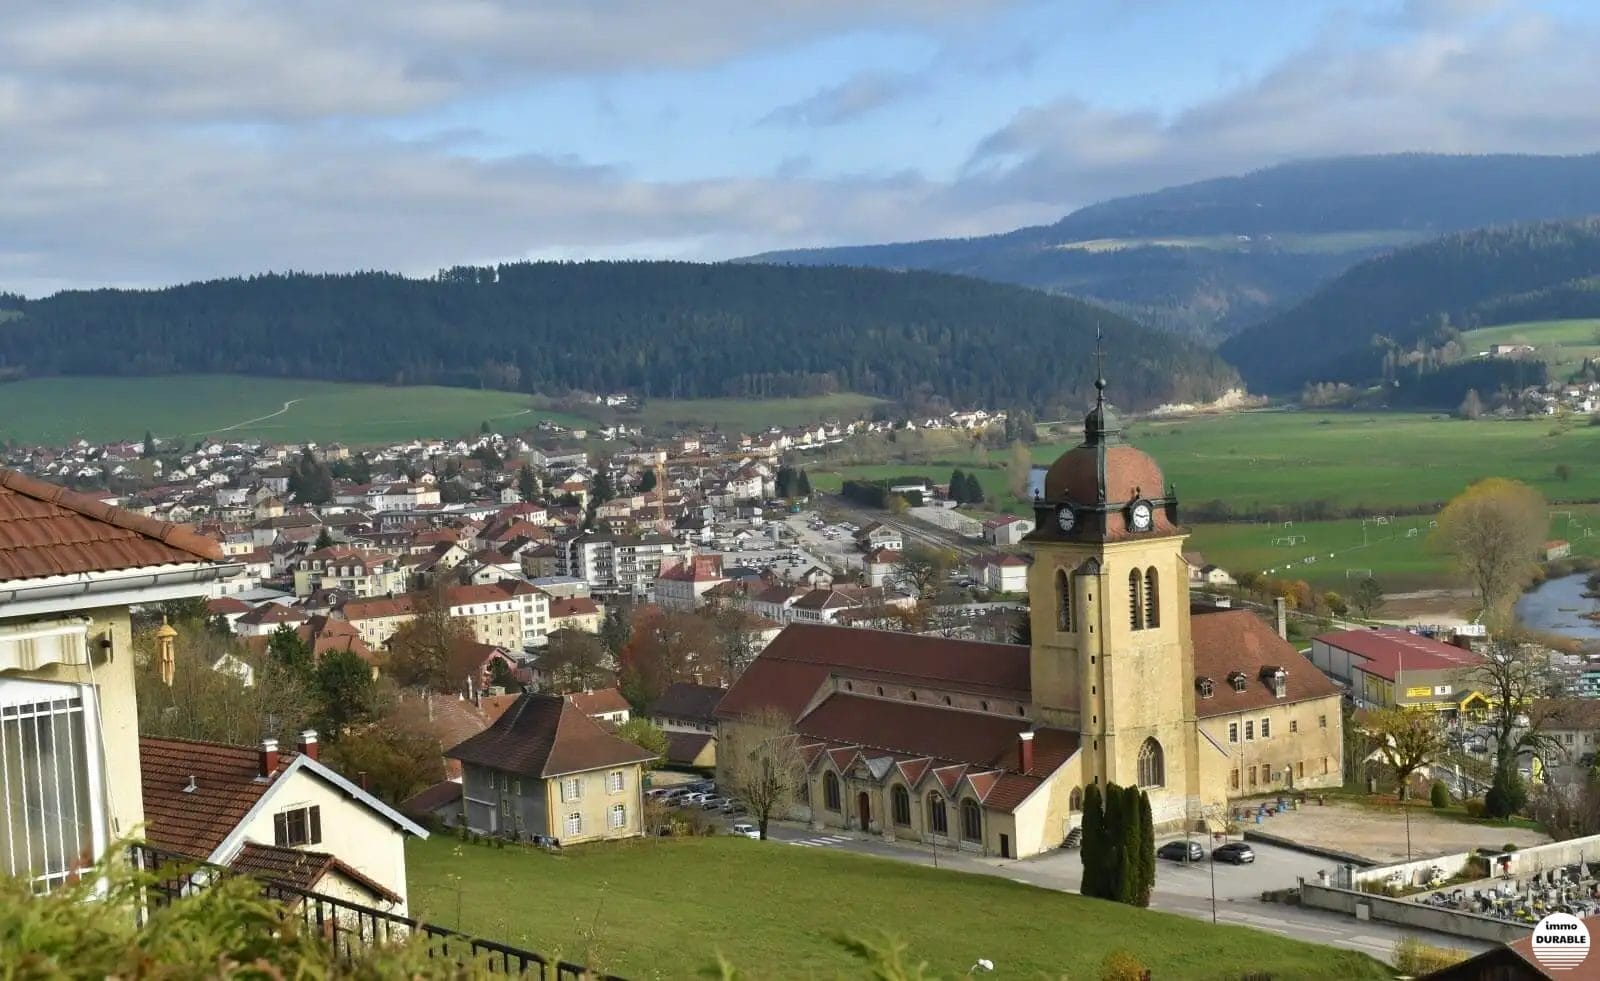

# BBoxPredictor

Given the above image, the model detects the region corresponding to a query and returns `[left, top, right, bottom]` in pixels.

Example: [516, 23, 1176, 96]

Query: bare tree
[1466, 633, 1566, 817]
[1434, 478, 1547, 625]
[542, 627, 613, 692]
[1361, 706, 1445, 799]
[719, 706, 807, 840]
[895, 545, 954, 601]
[386, 589, 476, 691]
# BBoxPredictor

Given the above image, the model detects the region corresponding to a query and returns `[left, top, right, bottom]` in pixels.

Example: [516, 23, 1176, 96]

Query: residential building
[234, 602, 310, 637]
[982, 515, 1035, 546]
[0, 469, 236, 891]
[141, 731, 427, 913]
[292, 546, 407, 598]
[548, 596, 604, 634]
[853, 522, 903, 553]
[968, 553, 1030, 593]
[561, 530, 679, 598]
[864, 548, 902, 588]
[650, 681, 725, 768]
[565, 687, 632, 724]
[446, 693, 656, 842]
[654, 554, 727, 610]
[446, 580, 550, 651]
[337, 594, 419, 649]
[1535, 698, 1600, 762]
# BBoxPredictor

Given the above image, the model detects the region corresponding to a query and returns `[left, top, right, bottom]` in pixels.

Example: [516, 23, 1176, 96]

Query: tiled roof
[896, 758, 933, 786]
[0, 468, 222, 582]
[717, 623, 1029, 722]
[340, 594, 418, 621]
[649, 682, 727, 723]
[663, 731, 715, 764]
[1193, 610, 1341, 716]
[445, 692, 656, 777]
[551, 596, 601, 618]
[229, 841, 403, 904]
[399, 779, 464, 819]
[797, 694, 1031, 771]
[565, 687, 631, 716]
[1313, 627, 1484, 681]
[982, 773, 1045, 812]
[140, 736, 294, 858]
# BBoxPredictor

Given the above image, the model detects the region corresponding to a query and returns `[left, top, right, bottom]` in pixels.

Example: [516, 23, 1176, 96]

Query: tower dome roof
[1041, 374, 1166, 506]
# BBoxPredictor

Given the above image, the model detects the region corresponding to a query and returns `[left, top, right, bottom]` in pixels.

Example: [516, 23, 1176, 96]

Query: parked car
[701, 796, 731, 810]
[731, 822, 760, 839]
[721, 800, 748, 815]
[1157, 840, 1205, 863]
[1212, 842, 1255, 865]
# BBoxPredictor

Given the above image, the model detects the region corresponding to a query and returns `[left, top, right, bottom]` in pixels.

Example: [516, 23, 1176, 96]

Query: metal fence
[129, 844, 619, 980]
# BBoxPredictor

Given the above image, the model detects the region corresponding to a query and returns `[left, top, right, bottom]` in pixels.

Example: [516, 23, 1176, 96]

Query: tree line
[0, 261, 1238, 414]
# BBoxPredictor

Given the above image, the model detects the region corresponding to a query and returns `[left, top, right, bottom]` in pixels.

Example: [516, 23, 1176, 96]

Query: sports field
[0, 376, 586, 446]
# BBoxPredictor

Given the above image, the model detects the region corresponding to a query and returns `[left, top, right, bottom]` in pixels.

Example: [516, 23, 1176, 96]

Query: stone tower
[1024, 377, 1201, 826]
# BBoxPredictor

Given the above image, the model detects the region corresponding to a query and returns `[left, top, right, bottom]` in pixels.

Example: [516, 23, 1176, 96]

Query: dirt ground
[1242, 797, 1548, 863]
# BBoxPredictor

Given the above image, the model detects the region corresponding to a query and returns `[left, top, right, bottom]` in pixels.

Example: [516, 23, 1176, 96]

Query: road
[753, 821, 1492, 966]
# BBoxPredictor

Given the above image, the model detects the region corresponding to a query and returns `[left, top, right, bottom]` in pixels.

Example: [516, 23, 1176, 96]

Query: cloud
[963, 8, 1600, 211]
[761, 71, 925, 127]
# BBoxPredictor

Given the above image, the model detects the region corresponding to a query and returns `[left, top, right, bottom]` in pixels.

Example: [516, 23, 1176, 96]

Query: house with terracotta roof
[140, 731, 426, 913]
[654, 554, 727, 611]
[548, 595, 603, 634]
[291, 546, 406, 599]
[445, 692, 657, 843]
[716, 382, 1346, 859]
[650, 681, 726, 767]
[234, 601, 311, 637]
[564, 687, 632, 724]
[863, 548, 902, 588]
[0, 469, 236, 892]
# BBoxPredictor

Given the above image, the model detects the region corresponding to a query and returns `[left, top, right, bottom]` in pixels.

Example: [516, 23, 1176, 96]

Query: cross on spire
[1093, 323, 1107, 407]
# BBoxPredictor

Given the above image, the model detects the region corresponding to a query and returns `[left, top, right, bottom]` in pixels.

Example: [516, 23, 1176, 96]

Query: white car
[731, 822, 760, 839]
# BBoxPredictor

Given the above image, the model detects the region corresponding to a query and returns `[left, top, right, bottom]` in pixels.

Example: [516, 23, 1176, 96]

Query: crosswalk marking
[788, 835, 852, 847]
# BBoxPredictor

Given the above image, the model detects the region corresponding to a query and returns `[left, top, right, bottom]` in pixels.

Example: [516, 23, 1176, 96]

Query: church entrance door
[857, 792, 871, 830]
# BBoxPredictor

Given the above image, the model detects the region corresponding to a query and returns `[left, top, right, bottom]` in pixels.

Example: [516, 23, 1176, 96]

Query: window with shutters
[566, 812, 582, 837]
[607, 770, 624, 794]
[562, 777, 581, 802]
[273, 805, 322, 847]
[609, 804, 626, 830]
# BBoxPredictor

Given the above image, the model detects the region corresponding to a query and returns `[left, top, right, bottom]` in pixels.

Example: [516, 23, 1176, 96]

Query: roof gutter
[0, 562, 244, 619]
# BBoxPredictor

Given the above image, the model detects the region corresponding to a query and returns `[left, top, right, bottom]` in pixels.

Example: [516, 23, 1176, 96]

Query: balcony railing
[129, 844, 617, 980]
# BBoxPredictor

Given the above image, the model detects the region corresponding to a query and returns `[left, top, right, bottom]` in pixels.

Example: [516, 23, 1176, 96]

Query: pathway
[196, 398, 304, 436]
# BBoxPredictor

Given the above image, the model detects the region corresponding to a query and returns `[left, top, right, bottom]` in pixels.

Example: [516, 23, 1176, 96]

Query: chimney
[357, 770, 370, 791]
[1018, 731, 1035, 773]
[1274, 596, 1287, 640]
[258, 738, 279, 780]
[296, 730, 319, 761]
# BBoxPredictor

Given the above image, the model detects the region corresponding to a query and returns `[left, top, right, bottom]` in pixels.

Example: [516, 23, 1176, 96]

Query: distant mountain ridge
[1219, 218, 1600, 398]
[0, 261, 1238, 416]
[743, 153, 1600, 339]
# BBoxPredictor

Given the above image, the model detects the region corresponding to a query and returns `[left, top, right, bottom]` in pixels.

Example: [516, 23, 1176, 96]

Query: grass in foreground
[406, 834, 1388, 980]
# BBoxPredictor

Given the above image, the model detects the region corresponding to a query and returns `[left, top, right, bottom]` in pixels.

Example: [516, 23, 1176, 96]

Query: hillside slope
[745, 153, 1600, 339]
[1219, 219, 1600, 397]
[0, 262, 1237, 415]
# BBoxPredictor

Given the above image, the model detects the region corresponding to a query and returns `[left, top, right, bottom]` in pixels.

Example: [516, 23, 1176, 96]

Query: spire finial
[1093, 324, 1107, 400]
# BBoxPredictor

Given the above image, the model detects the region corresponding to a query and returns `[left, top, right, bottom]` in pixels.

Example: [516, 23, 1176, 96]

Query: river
[1515, 573, 1600, 640]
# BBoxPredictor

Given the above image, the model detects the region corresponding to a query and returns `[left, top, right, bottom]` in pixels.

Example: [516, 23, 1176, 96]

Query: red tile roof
[716, 623, 1029, 722]
[663, 731, 715, 765]
[649, 682, 726, 723]
[445, 692, 656, 777]
[1193, 610, 1341, 715]
[229, 841, 403, 904]
[798, 694, 1031, 771]
[340, 594, 418, 621]
[1313, 626, 1484, 682]
[550, 597, 602, 618]
[399, 779, 464, 820]
[564, 687, 631, 716]
[140, 736, 294, 858]
[0, 468, 222, 582]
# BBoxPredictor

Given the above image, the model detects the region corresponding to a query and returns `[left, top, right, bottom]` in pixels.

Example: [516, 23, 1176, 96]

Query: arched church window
[823, 772, 841, 812]
[927, 793, 948, 835]
[1056, 569, 1073, 631]
[1137, 737, 1165, 789]
[1128, 569, 1142, 630]
[960, 799, 982, 842]
[1144, 567, 1160, 629]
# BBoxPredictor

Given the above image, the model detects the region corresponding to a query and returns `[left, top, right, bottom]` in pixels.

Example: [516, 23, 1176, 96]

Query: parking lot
[783, 512, 863, 571]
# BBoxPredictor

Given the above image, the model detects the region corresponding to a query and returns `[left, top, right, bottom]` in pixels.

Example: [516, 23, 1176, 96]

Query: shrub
[1100, 949, 1148, 981]
[1463, 798, 1486, 818]
[1430, 780, 1450, 808]
[1504, 843, 1519, 853]
[1394, 936, 1469, 975]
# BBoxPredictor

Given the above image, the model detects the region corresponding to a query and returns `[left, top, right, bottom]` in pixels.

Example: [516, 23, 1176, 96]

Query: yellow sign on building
[1405, 686, 1433, 698]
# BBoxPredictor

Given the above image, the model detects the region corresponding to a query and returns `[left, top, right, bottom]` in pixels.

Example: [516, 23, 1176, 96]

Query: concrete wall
[1354, 832, 1600, 889]
[1300, 882, 1530, 944]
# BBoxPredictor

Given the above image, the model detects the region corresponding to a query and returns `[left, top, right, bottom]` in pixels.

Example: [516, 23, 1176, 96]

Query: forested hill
[743, 153, 1600, 340]
[1219, 219, 1600, 394]
[0, 262, 1238, 414]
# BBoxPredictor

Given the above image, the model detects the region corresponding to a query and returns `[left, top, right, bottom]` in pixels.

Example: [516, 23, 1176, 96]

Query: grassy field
[406, 835, 1386, 980]
[1459, 318, 1600, 375]
[1054, 229, 1426, 254]
[632, 393, 885, 431]
[0, 376, 591, 446]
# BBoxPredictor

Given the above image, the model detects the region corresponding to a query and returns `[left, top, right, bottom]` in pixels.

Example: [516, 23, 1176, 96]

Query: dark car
[1212, 842, 1255, 864]
[1157, 840, 1205, 862]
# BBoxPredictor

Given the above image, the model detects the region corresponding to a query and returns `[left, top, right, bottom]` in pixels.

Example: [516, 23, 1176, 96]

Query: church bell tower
[1023, 373, 1202, 825]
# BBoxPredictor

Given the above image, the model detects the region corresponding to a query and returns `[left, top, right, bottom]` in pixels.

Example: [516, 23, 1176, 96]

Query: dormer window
[1227, 671, 1247, 693]
[1261, 666, 1287, 699]
[1197, 677, 1214, 698]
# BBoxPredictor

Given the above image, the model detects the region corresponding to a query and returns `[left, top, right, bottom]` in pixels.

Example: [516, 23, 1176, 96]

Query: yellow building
[716, 381, 1344, 857]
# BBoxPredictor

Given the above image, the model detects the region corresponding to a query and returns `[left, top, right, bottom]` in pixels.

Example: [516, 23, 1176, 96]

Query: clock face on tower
[1056, 506, 1076, 533]
[1129, 501, 1153, 532]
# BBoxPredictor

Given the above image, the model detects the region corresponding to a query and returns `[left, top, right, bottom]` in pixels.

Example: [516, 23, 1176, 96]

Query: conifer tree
[797, 469, 812, 497]
[1079, 783, 1104, 898]
[1137, 790, 1156, 908]
[1120, 784, 1143, 905]
[1102, 783, 1126, 901]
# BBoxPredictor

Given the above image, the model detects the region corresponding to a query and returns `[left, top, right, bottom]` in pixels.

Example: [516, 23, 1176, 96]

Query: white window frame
[1244, 721, 1254, 741]
[1227, 722, 1238, 744]
[562, 777, 581, 802]
[0, 678, 106, 893]
[606, 770, 624, 794]
[608, 803, 625, 829]
[1260, 718, 1271, 739]
[566, 812, 582, 837]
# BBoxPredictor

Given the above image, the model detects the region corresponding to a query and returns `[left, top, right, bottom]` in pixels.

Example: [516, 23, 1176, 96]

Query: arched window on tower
[1137, 737, 1165, 789]
[1128, 568, 1142, 630]
[1056, 569, 1073, 631]
[1144, 567, 1160, 628]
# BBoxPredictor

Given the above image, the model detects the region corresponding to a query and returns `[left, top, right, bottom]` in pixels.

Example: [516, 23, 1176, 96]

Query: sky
[7, 0, 1600, 295]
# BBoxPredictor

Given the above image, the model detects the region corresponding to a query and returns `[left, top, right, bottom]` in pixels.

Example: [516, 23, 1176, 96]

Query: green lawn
[406, 835, 1387, 980]
[0, 375, 592, 446]
[632, 393, 885, 431]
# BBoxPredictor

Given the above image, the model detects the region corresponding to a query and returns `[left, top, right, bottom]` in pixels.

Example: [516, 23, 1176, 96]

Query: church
[716, 381, 1345, 859]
